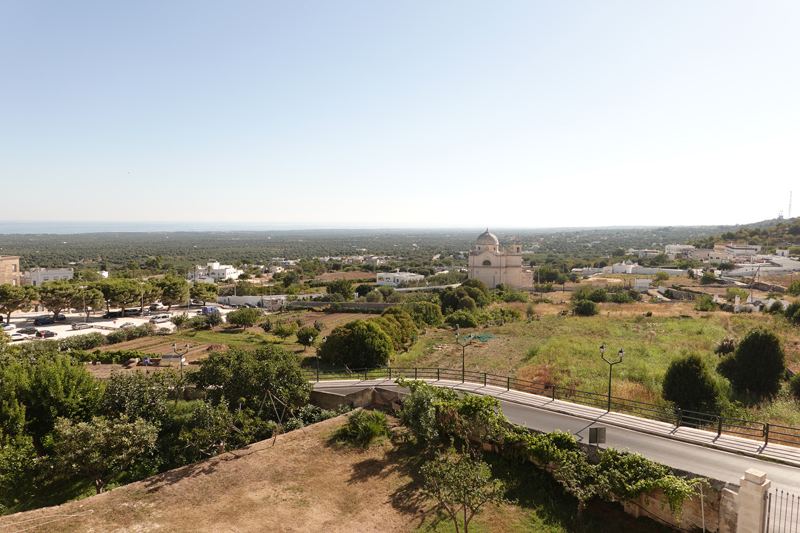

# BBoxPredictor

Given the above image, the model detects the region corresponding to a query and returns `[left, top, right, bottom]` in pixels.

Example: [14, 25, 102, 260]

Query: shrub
[662, 354, 720, 414]
[572, 300, 599, 317]
[767, 301, 785, 314]
[105, 330, 128, 344]
[610, 290, 633, 304]
[786, 280, 800, 297]
[588, 289, 608, 303]
[444, 309, 480, 328]
[721, 327, 786, 398]
[273, 323, 296, 339]
[789, 374, 800, 400]
[525, 303, 536, 318]
[714, 336, 737, 357]
[653, 271, 670, 282]
[318, 320, 394, 367]
[458, 296, 477, 311]
[725, 287, 749, 303]
[700, 272, 717, 285]
[295, 326, 319, 348]
[58, 332, 106, 351]
[170, 312, 190, 329]
[313, 319, 324, 332]
[405, 301, 444, 328]
[334, 409, 389, 446]
[694, 296, 717, 312]
[785, 302, 800, 324]
[260, 318, 272, 333]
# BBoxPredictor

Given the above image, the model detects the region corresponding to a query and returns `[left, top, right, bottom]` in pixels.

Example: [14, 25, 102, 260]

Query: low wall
[288, 301, 393, 311]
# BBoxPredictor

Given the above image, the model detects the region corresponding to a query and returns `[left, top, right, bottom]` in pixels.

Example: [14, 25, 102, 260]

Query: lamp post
[455, 333, 473, 383]
[139, 282, 146, 313]
[172, 342, 190, 379]
[317, 336, 326, 382]
[600, 344, 624, 412]
[80, 285, 87, 319]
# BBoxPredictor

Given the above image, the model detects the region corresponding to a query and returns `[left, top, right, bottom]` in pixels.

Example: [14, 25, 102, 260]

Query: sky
[1, 1, 798, 231]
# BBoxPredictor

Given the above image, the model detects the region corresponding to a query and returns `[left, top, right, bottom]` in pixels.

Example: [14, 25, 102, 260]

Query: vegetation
[717, 327, 786, 398]
[318, 320, 394, 367]
[661, 354, 720, 414]
[334, 409, 389, 447]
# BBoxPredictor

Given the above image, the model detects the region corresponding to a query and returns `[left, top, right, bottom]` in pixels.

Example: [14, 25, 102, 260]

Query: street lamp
[80, 285, 87, 319]
[172, 343, 190, 379]
[139, 282, 146, 313]
[600, 344, 624, 412]
[455, 333, 473, 383]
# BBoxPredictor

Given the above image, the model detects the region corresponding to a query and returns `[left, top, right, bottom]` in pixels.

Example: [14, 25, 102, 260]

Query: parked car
[9, 333, 29, 341]
[71, 323, 93, 330]
[17, 327, 38, 335]
[2, 323, 15, 331]
[149, 314, 171, 324]
[190, 299, 204, 306]
[150, 303, 166, 311]
[119, 322, 136, 328]
[103, 311, 123, 319]
[35, 330, 57, 338]
[123, 309, 142, 317]
[54, 314, 67, 321]
[33, 316, 54, 326]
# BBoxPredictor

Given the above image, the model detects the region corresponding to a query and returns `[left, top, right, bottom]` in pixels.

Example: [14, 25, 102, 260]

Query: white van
[149, 314, 170, 324]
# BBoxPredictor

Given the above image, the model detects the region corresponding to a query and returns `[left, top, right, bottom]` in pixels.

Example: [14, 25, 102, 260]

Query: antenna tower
[789, 191, 793, 220]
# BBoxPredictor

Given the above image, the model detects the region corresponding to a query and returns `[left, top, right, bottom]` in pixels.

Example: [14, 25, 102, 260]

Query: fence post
[676, 408, 682, 427]
[484, 373, 487, 386]
[737, 469, 770, 533]
[551, 386, 556, 401]
[764, 423, 769, 445]
[507, 376, 510, 391]
[414, 368, 417, 380]
[717, 416, 723, 437]
[437, 368, 440, 381]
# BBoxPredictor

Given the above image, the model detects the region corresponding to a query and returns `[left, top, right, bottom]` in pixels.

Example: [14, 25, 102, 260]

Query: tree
[189, 282, 218, 305]
[206, 309, 223, 327]
[81, 288, 106, 320]
[50, 415, 158, 494]
[725, 287, 749, 303]
[420, 447, 509, 533]
[662, 354, 720, 414]
[355, 283, 373, 298]
[327, 278, 355, 301]
[444, 310, 480, 328]
[699, 272, 717, 285]
[720, 327, 786, 398]
[648, 254, 669, 267]
[0, 284, 37, 324]
[0, 354, 104, 455]
[188, 345, 312, 414]
[295, 326, 319, 349]
[318, 320, 394, 368]
[96, 278, 145, 314]
[103, 370, 174, 425]
[281, 270, 301, 288]
[225, 307, 262, 328]
[155, 276, 190, 310]
[37, 280, 81, 319]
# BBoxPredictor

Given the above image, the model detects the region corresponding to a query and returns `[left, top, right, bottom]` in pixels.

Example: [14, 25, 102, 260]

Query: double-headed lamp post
[172, 343, 190, 379]
[455, 333, 473, 383]
[600, 344, 624, 412]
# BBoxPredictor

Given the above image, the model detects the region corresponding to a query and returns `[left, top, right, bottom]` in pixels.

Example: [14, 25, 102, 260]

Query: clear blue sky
[1, 1, 798, 230]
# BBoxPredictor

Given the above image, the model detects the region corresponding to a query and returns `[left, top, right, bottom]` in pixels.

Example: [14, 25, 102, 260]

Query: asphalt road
[316, 383, 800, 494]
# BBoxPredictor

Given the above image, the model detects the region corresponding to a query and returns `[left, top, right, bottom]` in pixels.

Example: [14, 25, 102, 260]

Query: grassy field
[91, 301, 800, 429]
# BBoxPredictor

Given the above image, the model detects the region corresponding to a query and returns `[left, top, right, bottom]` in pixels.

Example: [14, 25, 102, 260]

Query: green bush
[335, 409, 389, 446]
[789, 374, 800, 400]
[767, 301, 785, 314]
[405, 301, 444, 328]
[785, 301, 800, 324]
[786, 280, 800, 297]
[662, 354, 720, 414]
[58, 332, 106, 351]
[318, 320, 394, 367]
[694, 296, 717, 312]
[721, 327, 786, 398]
[588, 289, 608, 303]
[700, 272, 717, 285]
[444, 309, 480, 328]
[572, 299, 599, 317]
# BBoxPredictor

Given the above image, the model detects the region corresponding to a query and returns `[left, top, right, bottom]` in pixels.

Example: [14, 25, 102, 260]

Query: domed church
[467, 229, 533, 289]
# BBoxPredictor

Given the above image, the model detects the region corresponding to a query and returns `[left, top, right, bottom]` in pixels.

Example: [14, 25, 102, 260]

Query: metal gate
[766, 489, 800, 533]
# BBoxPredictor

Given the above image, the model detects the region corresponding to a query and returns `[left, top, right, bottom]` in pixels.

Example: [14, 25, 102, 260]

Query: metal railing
[305, 366, 800, 448]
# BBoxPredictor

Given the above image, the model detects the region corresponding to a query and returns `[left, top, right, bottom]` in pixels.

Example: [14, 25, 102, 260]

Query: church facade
[467, 230, 532, 289]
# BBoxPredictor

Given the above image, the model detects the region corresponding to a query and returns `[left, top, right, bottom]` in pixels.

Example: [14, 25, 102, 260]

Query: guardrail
[305, 366, 800, 448]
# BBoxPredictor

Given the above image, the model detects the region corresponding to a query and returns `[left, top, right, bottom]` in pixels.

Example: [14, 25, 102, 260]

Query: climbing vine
[397, 379, 708, 523]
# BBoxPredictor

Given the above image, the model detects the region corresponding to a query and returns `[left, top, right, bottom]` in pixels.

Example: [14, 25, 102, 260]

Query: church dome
[476, 229, 499, 246]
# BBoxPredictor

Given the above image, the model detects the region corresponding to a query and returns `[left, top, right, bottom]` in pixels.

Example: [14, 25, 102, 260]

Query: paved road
[315, 380, 800, 494]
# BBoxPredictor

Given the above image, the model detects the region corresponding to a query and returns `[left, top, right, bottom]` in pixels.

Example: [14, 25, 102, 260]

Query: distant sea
[0, 221, 317, 235]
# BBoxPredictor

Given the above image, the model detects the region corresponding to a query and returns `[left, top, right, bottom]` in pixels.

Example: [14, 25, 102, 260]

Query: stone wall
[288, 301, 393, 311]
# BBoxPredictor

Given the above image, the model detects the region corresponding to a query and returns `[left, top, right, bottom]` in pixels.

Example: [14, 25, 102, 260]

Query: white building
[22, 267, 74, 286]
[376, 271, 425, 287]
[188, 261, 243, 282]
